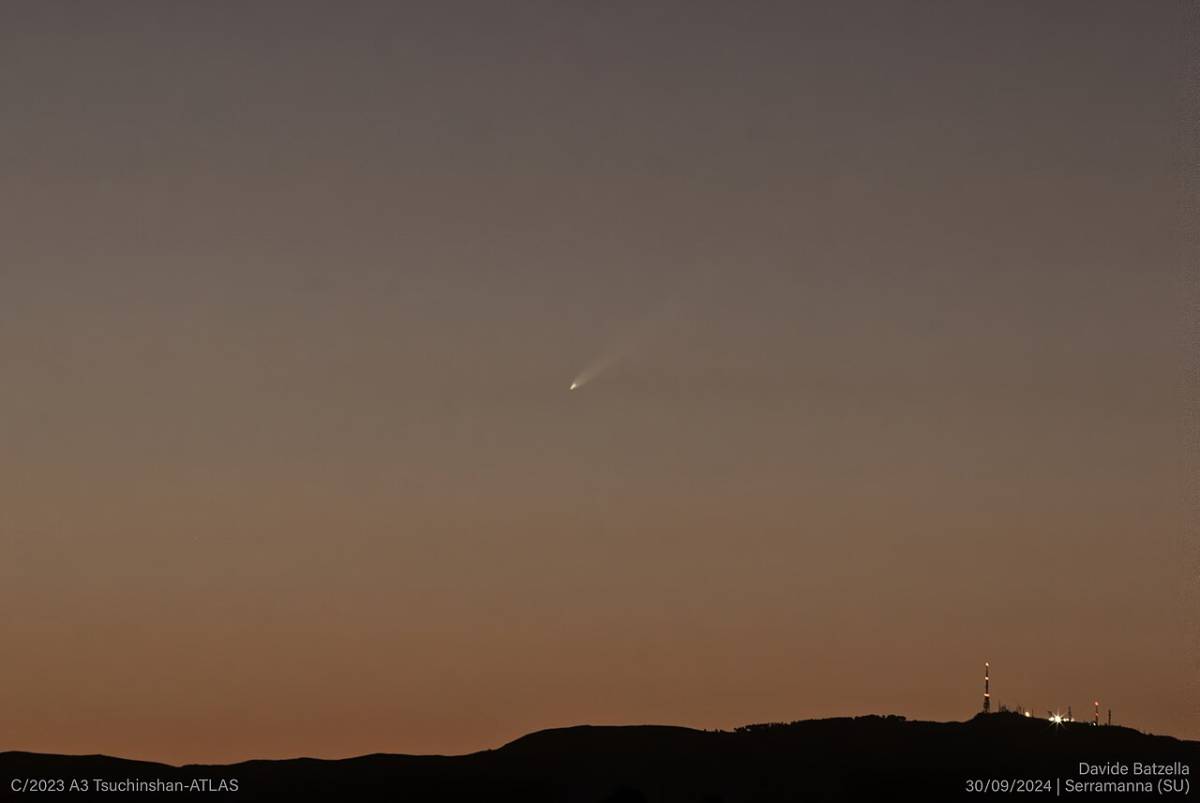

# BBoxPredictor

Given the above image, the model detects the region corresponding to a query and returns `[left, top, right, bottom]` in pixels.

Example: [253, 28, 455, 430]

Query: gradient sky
[2, 1, 1195, 763]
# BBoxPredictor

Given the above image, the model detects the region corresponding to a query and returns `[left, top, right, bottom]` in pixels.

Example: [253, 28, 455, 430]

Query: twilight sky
[2, 1, 1195, 763]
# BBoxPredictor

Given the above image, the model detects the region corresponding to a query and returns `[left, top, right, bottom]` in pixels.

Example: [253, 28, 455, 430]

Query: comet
[567, 347, 623, 392]
[567, 297, 686, 392]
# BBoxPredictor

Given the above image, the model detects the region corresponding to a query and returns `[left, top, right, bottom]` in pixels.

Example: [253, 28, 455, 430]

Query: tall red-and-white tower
[983, 662, 990, 713]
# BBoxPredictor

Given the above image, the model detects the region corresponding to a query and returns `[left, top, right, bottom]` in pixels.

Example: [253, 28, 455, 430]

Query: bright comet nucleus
[569, 382, 578, 390]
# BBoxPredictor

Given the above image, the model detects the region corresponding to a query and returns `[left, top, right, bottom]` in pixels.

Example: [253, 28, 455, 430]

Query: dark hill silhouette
[2, 713, 1195, 801]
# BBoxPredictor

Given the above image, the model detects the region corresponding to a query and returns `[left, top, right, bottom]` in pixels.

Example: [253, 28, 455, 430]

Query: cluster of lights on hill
[984, 663, 1111, 727]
